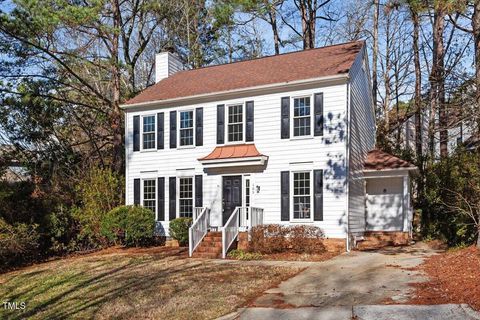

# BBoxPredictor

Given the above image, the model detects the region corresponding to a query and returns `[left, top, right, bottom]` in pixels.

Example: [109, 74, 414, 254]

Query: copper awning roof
[198, 144, 268, 168]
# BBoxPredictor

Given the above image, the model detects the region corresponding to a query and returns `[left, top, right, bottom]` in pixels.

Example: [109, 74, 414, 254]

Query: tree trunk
[473, 0, 480, 134]
[433, 8, 448, 158]
[428, 8, 447, 159]
[267, 4, 280, 55]
[412, 8, 422, 161]
[111, 0, 124, 175]
[372, 0, 379, 117]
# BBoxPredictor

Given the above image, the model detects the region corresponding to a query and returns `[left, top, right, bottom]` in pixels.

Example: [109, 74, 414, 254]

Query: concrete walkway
[218, 242, 480, 319]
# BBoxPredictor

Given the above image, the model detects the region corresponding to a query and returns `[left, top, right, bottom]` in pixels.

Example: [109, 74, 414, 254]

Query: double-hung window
[293, 97, 311, 137]
[179, 177, 193, 217]
[227, 104, 244, 142]
[142, 115, 156, 149]
[143, 179, 156, 213]
[179, 110, 194, 146]
[292, 171, 311, 220]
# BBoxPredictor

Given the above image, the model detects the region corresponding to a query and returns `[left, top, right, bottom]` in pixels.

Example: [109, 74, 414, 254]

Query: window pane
[228, 105, 243, 142]
[293, 97, 311, 137]
[179, 111, 194, 146]
[143, 133, 155, 149]
[293, 172, 310, 219]
[179, 177, 193, 217]
[143, 179, 156, 214]
[142, 116, 155, 149]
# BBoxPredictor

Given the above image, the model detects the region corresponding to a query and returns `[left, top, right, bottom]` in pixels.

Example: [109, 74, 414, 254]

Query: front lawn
[0, 247, 300, 320]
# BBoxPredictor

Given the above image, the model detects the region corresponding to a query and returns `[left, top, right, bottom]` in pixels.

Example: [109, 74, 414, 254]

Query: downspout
[345, 80, 351, 252]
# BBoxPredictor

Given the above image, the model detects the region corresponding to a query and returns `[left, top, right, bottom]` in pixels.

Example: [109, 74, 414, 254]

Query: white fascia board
[199, 156, 267, 168]
[121, 74, 349, 111]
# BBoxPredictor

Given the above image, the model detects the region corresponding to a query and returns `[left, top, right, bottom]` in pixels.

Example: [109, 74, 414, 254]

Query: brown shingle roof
[125, 41, 364, 106]
[365, 149, 416, 171]
[199, 144, 265, 161]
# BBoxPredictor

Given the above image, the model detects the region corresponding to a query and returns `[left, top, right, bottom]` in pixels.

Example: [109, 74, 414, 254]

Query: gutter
[121, 74, 349, 110]
[345, 79, 351, 252]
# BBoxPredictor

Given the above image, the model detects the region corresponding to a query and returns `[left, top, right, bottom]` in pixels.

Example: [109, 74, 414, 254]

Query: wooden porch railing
[222, 206, 264, 258]
[188, 207, 210, 257]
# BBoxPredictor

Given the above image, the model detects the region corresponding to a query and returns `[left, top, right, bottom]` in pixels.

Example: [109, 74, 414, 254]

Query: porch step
[191, 231, 222, 259]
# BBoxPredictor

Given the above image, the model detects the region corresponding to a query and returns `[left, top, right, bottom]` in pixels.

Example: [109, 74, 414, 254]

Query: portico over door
[222, 176, 242, 225]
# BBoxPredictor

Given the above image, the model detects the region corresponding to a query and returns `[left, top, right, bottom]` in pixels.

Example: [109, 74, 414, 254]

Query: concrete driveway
[218, 242, 480, 320]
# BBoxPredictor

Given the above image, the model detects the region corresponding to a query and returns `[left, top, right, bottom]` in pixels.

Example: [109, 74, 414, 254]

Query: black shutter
[133, 115, 140, 151]
[246, 101, 254, 142]
[157, 113, 164, 149]
[157, 177, 165, 221]
[169, 177, 176, 220]
[281, 171, 289, 221]
[314, 93, 324, 136]
[195, 175, 203, 207]
[314, 170, 323, 221]
[217, 104, 225, 144]
[281, 97, 290, 139]
[196, 108, 203, 146]
[170, 111, 177, 149]
[133, 178, 140, 205]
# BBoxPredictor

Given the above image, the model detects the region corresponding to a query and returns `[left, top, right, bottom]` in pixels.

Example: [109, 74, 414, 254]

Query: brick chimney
[155, 49, 183, 83]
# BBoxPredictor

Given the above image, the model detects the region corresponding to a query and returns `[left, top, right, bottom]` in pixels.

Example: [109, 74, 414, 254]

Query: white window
[292, 171, 312, 220]
[292, 97, 311, 137]
[179, 110, 194, 146]
[142, 115, 156, 149]
[245, 178, 251, 208]
[179, 177, 193, 217]
[227, 104, 244, 142]
[143, 179, 156, 213]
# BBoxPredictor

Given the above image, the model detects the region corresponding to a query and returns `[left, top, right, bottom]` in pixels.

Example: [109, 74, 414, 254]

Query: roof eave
[121, 73, 349, 110]
[198, 155, 268, 168]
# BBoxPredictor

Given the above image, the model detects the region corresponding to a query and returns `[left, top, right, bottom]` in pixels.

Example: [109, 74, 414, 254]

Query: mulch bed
[407, 246, 480, 310]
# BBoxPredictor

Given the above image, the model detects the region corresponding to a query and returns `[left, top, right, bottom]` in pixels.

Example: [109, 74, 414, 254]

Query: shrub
[289, 225, 325, 254]
[124, 206, 155, 246]
[0, 218, 40, 270]
[250, 224, 288, 254]
[100, 206, 129, 245]
[169, 217, 193, 246]
[45, 205, 79, 254]
[73, 167, 124, 249]
[228, 249, 262, 260]
[250, 224, 326, 254]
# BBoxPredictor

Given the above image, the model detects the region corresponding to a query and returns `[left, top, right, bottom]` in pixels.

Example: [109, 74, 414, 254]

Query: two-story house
[121, 41, 417, 257]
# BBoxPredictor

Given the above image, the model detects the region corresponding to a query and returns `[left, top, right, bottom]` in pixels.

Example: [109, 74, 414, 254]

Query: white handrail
[222, 207, 241, 258]
[249, 207, 264, 228]
[188, 207, 210, 257]
[193, 207, 204, 221]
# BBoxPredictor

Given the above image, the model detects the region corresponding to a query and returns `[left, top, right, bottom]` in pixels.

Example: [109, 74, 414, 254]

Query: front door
[222, 175, 242, 225]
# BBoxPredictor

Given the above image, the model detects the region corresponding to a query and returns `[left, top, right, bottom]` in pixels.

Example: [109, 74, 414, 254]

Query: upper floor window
[179, 177, 193, 217]
[228, 104, 244, 142]
[143, 179, 156, 213]
[142, 115, 156, 149]
[292, 171, 311, 220]
[179, 110, 194, 146]
[293, 97, 311, 137]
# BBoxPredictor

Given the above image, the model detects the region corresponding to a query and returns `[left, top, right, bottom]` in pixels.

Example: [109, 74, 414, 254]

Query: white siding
[347, 48, 376, 236]
[125, 84, 349, 238]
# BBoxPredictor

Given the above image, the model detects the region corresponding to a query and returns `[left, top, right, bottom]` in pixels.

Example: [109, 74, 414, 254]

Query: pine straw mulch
[407, 245, 480, 310]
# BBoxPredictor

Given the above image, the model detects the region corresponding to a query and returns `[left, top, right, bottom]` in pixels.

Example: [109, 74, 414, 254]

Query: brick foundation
[356, 231, 410, 250]
[323, 238, 347, 252]
[236, 232, 346, 253]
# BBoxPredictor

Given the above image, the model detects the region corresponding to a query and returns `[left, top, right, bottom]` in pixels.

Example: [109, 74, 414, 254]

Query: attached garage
[363, 150, 417, 235]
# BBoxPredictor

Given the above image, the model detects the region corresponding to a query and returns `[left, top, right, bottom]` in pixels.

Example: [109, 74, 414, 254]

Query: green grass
[0, 248, 299, 320]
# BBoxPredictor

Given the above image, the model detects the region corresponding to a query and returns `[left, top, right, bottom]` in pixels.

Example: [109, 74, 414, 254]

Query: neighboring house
[121, 41, 416, 256]
[393, 108, 474, 158]
[0, 145, 29, 183]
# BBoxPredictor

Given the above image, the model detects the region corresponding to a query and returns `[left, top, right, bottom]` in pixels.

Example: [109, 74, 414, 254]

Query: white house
[121, 41, 416, 257]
